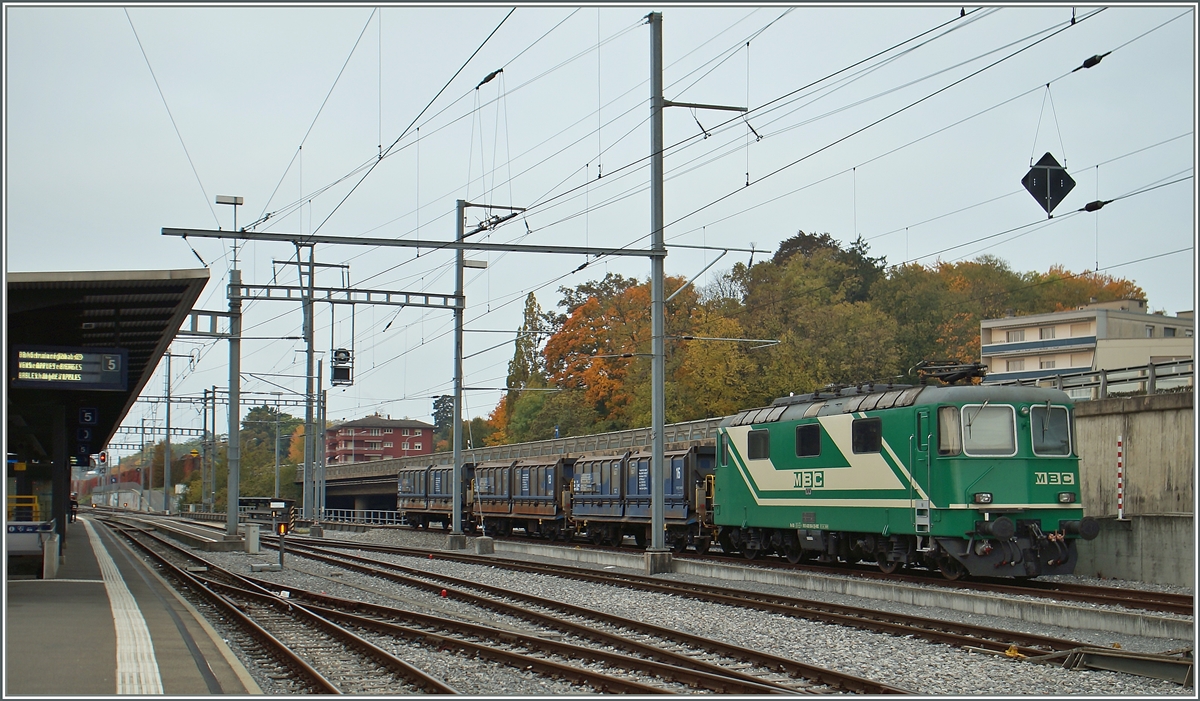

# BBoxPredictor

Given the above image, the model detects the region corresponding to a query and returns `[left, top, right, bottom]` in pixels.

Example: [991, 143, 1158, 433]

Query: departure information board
[10, 346, 128, 391]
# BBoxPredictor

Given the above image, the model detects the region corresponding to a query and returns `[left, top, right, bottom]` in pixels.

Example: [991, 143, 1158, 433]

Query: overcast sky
[5, 4, 1195, 449]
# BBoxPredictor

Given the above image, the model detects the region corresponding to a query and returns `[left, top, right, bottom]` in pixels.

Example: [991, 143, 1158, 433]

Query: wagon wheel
[590, 528, 605, 546]
[938, 557, 967, 580]
[782, 541, 804, 564]
[633, 529, 647, 548]
[693, 538, 710, 556]
[669, 537, 687, 554]
[543, 522, 559, 540]
[876, 555, 899, 574]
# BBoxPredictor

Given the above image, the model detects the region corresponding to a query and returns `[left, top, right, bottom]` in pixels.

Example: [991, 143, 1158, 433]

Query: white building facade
[980, 299, 1193, 394]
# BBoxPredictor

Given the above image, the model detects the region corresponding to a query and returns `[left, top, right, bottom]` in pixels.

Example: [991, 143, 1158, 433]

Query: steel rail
[276, 539, 912, 694]
[103, 515, 796, 694]
[286, 593, 785, 695]
[98, 521, 341, 694]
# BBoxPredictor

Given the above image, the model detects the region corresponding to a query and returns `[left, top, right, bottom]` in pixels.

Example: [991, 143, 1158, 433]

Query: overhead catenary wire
[124, 8, 220, 229]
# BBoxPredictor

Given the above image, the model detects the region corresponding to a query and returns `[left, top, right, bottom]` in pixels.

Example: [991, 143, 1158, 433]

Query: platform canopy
[7, 268, 210, 467]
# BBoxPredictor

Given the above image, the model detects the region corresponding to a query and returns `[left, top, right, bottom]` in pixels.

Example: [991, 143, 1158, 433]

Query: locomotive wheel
[717, 532, 739, 555]
[742, 546, 762, 560]
[782, 542, 804, 564]
[938, 558, 967, 580]
[876, 556, 899, 574]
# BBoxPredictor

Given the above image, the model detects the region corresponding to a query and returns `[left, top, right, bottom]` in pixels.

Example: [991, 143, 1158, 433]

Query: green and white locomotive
[712, 363, 1099, 578]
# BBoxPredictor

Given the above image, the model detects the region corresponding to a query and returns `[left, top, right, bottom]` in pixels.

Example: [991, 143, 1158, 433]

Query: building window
[1006, 329, 1025, 343]
[402, 442, 410, 450]
[383, 442, 393, 448]
[369, 428, 382, 436]
[1039, 327, 1055, 340]
[402, 428, 410, 436]
[384, 428, 393, 434]
[1006, 359, 1025, 372]
[1146, 325, 1155, 338]
[366, 441, 382, 450]
[1069, 322, 1090, 337]
[413, 443, 422, 450]
[1164, 327, 1176, 337]
[1040, 359, 1056, 369]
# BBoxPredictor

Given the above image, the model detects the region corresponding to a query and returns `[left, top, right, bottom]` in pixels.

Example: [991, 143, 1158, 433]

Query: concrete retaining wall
[1075, 514, 1195, 588]
[1074, 393, 1194, 586]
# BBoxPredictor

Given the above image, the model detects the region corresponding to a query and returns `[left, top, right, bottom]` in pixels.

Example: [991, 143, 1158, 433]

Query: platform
[4, 515, 260, 695]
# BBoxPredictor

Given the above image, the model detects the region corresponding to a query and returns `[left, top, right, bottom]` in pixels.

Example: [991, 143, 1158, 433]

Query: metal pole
[315, 360, 323, 520]
[303, 246, 316, 519]
[164, 352, 172, 514]
[318, 387, 328, 518]
[210, 384, 217, 509]
[273, 395, 281, 499]
[226, 269, 243, 537]
[648, 11, 667, 553]
[141, 417, 147, 511]
[452, 199, 465, 536]
[201, 388, 208, 511]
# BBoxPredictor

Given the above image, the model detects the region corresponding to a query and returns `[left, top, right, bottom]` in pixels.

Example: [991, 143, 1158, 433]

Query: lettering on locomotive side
[789, 522, 829, 529]
[1034, 472, 1075, 485]
[792, 470, 824, 489]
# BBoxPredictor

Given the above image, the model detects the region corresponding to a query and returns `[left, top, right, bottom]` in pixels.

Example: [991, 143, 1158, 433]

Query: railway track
[99, 516, 883, 694]
[481, 528, 1195, 617]
[284, 537, 1104, 658]
[101, 520, 457, 694]
[262, 538, 911, 694]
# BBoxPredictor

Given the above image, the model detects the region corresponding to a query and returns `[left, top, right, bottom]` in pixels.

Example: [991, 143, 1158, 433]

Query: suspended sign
[1022, 152, 1076, 217]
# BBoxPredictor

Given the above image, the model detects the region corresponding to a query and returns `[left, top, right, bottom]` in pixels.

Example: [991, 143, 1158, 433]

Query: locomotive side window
[937, 406, 962, 455]
[747, 429, 770, 460]
[719, 434, 728, 466]
[795, 424, 821, 457]
[852, 418, 882, 453]
[961, 404, 1017, 456]
[1030, 405, 1071, 456]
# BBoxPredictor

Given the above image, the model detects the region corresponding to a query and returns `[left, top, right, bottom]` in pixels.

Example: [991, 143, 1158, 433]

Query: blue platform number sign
[79, 408, 98, 425]
[76, 428, 93, 442]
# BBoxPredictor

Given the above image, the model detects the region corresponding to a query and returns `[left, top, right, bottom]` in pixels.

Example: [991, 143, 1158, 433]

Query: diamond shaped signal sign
[1022, 152, 1075, 217]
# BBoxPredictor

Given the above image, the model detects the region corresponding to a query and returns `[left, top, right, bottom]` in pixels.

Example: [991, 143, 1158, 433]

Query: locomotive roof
[721, 383, 1073, 427]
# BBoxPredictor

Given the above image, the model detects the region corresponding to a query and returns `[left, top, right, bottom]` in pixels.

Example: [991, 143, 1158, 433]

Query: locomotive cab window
[937, 406, 961, 455]
[961, 404, 1017, 456]
[747, 429, 770, 460]
[795, 424, 821, 457]
[1030, 405, 1072, 456]
[851, 418, 882, 453]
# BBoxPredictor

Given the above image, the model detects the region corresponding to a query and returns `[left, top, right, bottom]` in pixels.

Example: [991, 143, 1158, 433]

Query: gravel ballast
[192, 526, 1192, 696]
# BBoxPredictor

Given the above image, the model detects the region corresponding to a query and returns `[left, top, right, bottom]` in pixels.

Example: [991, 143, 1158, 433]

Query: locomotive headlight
[973, 492, 993, 504]
[1057, 492, 1076, 503]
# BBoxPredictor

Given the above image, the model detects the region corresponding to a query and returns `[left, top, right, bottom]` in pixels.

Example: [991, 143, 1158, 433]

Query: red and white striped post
[1116, 435, 1126, 520]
